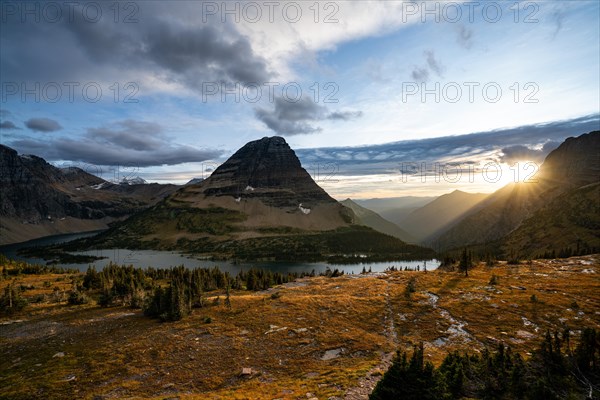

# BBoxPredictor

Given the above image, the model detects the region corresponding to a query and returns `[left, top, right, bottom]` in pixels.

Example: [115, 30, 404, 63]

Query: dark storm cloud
[255, 97, 363, 136]
[295, 114, 600, 176]
[10, 119, 223, 167]
[25, 118, 62, 132]
[0, 121, 20, 130]
[0, 2, 270, 88]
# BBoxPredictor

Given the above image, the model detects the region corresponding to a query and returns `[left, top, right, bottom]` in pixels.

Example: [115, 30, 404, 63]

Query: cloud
[425, 50, 445, 77]
[255, 97, 362, 135]
[0, 121, 20, 130]
[456, 25, 474, 49]
[1, 3, 271, 93]
[10, 119, 223, 167]
[411, 66, 430, 82]
[295, 114, 600, 176]
[409, 51, 445, 82]
[551, 9, 566, 39]
[327, 111, 364, 120]
[499, 142, 561, 164]
[25, 118, 62, 132]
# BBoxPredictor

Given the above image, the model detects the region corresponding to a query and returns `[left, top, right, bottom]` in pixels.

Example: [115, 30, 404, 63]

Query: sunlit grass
[1, 255, 599, 399]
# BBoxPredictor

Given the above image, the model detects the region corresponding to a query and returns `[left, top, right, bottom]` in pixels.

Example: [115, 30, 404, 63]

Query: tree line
[371, 328, 600, 399]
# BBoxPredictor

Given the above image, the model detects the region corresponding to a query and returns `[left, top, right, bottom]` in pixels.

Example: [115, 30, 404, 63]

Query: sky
[1, 0, 599, 198]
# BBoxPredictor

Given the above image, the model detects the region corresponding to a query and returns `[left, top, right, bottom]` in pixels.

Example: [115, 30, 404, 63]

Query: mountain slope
[340, 199, 416, 243]
[503, 183, 600, 257]
[435, 131, 600, 255]
[79, 137, 435, 261]
[355, 196, 436, 226]
[0, 145, 178, 245]
[398, 190, 489, 244]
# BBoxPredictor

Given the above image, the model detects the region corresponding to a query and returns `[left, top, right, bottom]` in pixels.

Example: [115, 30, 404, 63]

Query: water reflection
[0, 231, 439, 274]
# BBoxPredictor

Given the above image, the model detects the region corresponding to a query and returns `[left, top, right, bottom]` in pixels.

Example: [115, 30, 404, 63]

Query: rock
[321, 348, 344, 361]
[240, 368, 252, 376]
[200, 136, 337, 208]
[52, 352, 65, 358]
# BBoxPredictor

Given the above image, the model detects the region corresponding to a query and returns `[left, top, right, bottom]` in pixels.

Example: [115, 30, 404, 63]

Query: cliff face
[0, 144, 178, 244]
[0, 144, 106, 221]
[198, 136, 336, 207]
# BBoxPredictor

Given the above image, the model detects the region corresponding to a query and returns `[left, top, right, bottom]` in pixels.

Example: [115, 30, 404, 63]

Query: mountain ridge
[435, 131, 600, 256]
[0, 144, 178, 245]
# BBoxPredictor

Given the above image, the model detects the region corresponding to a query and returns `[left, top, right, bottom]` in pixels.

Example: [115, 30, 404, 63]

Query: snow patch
[121, 176, 147, 185]
[91, 182, 109, 190]
[299, 203, 311, 215]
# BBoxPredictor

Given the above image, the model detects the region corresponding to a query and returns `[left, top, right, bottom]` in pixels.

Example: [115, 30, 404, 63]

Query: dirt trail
[344, 281, 396, 400]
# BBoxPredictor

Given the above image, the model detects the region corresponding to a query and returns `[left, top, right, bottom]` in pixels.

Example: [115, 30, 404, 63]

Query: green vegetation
[203, 226, 436, 262]
[0, 254, 78, 275]
[79, 263, 303, 312]
[504, 184, 600, 259]
[0, 281, 28, 315]
[371, 328, 600, 400]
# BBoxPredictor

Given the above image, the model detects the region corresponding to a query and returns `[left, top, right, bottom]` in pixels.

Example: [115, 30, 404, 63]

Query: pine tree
[459, 248, 472, 277]
[225, 283, 232, 310]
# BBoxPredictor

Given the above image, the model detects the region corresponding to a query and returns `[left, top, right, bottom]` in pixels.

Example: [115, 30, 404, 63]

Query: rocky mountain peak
[197, 136, 335, 207]
[539, 131, 600, 187]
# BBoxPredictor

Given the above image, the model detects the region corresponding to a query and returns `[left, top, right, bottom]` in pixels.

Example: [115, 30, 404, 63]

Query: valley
[3, 3, 600, 398]
[1, 255, 599, 399]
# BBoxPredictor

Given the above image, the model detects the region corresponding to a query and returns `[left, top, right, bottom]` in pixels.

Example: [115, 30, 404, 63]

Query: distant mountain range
[0, 145, 177, 245]
[355, 196, 435, 226]
[399, 190, 489, 244]
[340, 199, 416, 243]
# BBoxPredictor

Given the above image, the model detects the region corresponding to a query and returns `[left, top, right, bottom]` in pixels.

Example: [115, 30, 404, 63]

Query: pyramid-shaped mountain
[198, 136, 335, 207]
[82, 137, 435, 262]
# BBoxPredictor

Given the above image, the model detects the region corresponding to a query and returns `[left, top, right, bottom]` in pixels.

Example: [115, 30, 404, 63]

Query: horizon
[4, 118, 599, 199]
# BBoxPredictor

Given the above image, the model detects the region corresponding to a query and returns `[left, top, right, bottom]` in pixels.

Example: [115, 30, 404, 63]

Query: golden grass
[1, 255, 599, 399]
